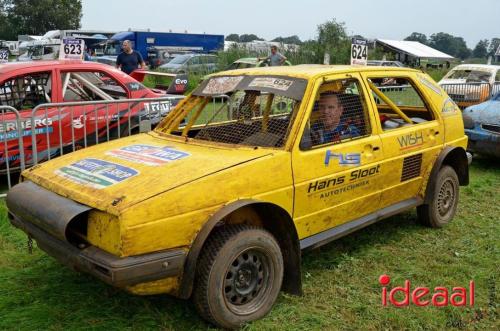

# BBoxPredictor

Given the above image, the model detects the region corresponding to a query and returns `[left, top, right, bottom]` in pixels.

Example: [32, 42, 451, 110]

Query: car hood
[463, 100, 500, 124]
[22, 132, 274, 214]
[160, 63, 182, 70]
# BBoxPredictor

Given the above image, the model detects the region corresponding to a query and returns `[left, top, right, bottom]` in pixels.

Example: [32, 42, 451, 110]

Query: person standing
[116, 40, 146, 74]
[258, 45, 287, 66]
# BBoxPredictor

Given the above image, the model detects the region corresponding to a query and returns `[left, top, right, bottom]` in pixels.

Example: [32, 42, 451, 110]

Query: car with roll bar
[0, 60, 186, 173]
[226, 57, 292, 70]
[438, 64, 500, 109]
[7, 65, 470, 328]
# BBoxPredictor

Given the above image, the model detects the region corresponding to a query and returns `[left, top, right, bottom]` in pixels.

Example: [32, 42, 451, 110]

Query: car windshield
[103, 40, 120, 56]
[168, 55, 192, 65]
[155, 75, 308, 148]
[447, 69, 492, 83]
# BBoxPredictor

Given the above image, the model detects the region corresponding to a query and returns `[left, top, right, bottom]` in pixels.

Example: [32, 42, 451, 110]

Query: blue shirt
[311, 120, 361, 145]
[116, 51, 144, 74]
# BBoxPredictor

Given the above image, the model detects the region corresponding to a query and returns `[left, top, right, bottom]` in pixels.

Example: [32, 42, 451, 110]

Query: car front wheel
[193, 224, 284, 329]
[417, 165, 460, 228]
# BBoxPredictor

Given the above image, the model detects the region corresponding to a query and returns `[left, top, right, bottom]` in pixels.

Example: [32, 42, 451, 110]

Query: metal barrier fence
[1, 106, 25, 189]
[1, 96, 184, 190]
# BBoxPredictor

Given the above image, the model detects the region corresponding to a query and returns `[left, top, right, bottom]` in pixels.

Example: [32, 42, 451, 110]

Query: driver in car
[310, 92, 361, 145]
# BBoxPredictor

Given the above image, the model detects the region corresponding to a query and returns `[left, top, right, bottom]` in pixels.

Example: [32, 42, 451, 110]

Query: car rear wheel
[417, 165, 459, 228]
[193, 224, 283, 329]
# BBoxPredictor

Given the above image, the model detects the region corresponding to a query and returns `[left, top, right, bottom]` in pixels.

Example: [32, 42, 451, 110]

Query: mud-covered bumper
[7, 181, 186, 288]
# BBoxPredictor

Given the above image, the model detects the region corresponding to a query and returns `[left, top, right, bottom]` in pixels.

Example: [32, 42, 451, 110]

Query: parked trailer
[95, 31, 224, 67]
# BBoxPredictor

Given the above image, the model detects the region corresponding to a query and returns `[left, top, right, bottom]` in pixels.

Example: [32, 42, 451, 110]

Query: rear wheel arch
[178, 199, 302, 299]
[424, 146, 469, 204]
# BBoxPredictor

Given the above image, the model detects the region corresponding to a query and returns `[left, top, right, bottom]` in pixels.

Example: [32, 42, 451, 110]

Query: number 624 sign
[351, 38, 367, 66]
[59, 38, 85, 60]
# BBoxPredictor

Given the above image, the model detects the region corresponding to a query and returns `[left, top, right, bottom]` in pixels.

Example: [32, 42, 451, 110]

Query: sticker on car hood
[55, 158, 138, 189]
[106, 144, 190, 166]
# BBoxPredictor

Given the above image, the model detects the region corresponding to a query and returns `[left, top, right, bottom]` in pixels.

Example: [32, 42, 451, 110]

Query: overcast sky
[81, 0, 500, 48]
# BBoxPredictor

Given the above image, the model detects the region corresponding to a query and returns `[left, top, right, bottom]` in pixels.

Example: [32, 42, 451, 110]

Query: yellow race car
[7, 65, 471, 329]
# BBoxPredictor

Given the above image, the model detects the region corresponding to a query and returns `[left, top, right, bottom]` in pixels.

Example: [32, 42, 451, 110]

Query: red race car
[0, 60, 186, 173]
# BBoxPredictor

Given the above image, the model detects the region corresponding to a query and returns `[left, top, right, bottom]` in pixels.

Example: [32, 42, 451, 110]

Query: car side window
[300, 78, 371, 150]
[0, 71, 52, 109]
[188, 57, 200, 65]
[495, 70, 500, 82]
[62, 71, 127, 102]
[368, 77, 434, 131]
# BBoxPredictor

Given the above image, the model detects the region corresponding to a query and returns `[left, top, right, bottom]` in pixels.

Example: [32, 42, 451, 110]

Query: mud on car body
[7, 65, 470, 329]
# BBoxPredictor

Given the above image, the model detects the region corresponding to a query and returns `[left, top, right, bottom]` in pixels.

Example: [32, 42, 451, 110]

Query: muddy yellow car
[7, 65, 470, 329]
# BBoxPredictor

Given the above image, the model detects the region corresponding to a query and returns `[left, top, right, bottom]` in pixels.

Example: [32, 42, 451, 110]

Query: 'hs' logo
[324, 150, 361, 166]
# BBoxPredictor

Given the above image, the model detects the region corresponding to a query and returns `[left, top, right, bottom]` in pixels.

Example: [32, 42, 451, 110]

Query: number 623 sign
[59, 38, 85, 60]
[351, 38, 367, 66]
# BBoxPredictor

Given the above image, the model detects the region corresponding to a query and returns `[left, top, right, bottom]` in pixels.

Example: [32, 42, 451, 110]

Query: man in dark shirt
[116, 40, 146, 74]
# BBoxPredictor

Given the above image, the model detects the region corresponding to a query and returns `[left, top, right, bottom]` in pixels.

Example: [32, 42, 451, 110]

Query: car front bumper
[7, 181, 186, 288]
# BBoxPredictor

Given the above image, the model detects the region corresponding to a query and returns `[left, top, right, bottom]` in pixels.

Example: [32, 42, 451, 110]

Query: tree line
[404, 32, 499, 59]
[0, 1, 497, 63]
[227, 29, 499, 61]
[0, 0, 82, 40]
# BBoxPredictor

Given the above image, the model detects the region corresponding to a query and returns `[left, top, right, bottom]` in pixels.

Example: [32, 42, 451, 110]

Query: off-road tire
[193, 224, 284, 329]
[417, 165, 460, 228]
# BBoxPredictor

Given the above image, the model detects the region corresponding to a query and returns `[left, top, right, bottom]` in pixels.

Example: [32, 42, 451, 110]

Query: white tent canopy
[376, 39, 454, 60]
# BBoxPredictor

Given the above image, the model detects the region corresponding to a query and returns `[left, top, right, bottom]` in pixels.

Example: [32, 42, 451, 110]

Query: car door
[292, 74, 383, 242]
[360, 72, 444, 208]
[0, 68, 57, 169]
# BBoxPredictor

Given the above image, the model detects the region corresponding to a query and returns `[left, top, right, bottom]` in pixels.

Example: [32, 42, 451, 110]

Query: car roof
[235, 57, 258, 64]
[0, 60, 120, 76]
[215, 64, 419, 80]
[451, 64, 500, 71]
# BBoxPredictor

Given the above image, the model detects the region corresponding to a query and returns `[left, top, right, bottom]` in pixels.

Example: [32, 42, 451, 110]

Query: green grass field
[0, 157, 498, 330]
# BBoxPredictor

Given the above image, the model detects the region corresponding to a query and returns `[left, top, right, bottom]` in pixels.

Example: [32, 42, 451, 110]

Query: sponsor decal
[126, 82, 144, 91]
[248, 77, 293, 91]
[202, 76, 244, 95]
[379, 274, 474, 307]
[0, 118, 53, 140]
[175, 78, 188, 85]
[71, 114, 121, 129]
[55, 158, 138, 189]
[106, 144, 190, 166]
[317, 180, 370, 199]
[418, 74, 443, 96]
[72, 116, 85, 129]
[397, 132, 424, 150]
[144, 101, 172, 117]
[442, 98, 458, 113]
[308, 164, 380, 196]
[324, 151, 361, 166]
